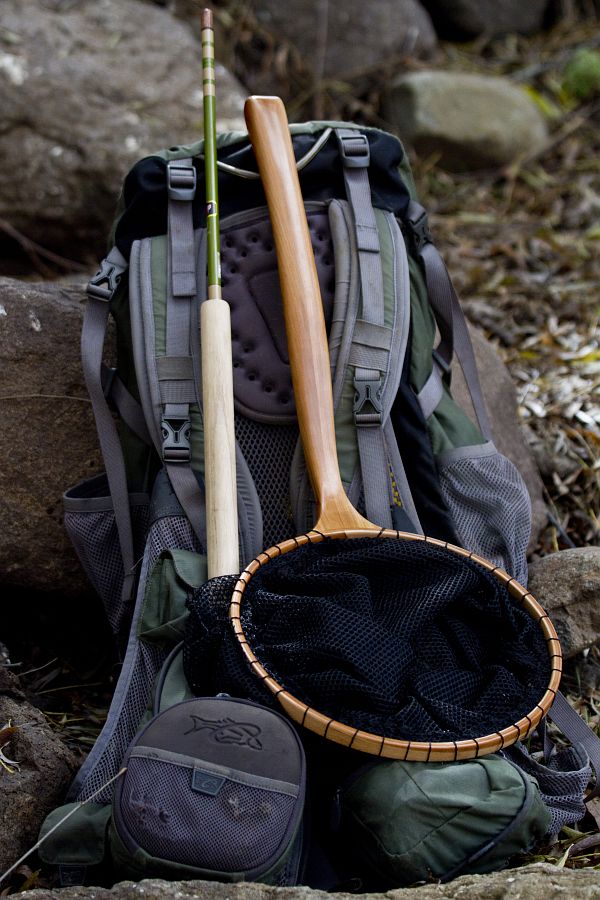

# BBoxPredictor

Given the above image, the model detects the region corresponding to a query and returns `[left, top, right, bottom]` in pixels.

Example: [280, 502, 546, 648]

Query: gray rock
[528, 547, 600, 658]
[252, 0, 437, 80]
[452, 326, 547, 551]
[0, 277, 98, 597]
[421, 0, 551, 39]
[383, 71, 549, 171]
[13, 863, 600, 899]
[0, 667, 77, 873]
[0, 0, 245, 264]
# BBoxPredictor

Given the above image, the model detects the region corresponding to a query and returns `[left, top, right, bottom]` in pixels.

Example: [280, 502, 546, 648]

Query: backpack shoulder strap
[331, 129, 420, 532]
[156, 160, 207, 546]
[82, 246, 136, 605]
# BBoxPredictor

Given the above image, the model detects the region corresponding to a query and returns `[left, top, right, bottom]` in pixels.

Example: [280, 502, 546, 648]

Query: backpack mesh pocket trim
[63, 473, 150, 634]
[437, 442, 531, 585]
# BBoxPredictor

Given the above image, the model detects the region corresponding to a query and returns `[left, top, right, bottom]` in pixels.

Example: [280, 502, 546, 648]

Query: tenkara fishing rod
[215, 95, 562, 763]
[200, 8, 239, 578]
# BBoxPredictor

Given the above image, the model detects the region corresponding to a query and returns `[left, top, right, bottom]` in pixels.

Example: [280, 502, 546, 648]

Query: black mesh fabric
[185, 538, 551, 744]
[235, 417, 298, 549]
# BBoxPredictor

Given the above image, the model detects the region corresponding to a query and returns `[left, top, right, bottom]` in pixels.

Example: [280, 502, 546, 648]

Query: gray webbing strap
[336, 128, 393, 528]
[548, 690, 600, 799]
[383, 419, 422, 532]
[167, 160, 197, 299]
[161, 168, 205, 545]
[83, 247, 136, 604]
[101, 365, 151, 445]
[406, 201, 492, 440]
[417, 366, 444, 421]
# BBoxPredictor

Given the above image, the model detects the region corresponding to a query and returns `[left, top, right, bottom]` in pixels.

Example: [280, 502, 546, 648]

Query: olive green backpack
[38, 121, 596, 888]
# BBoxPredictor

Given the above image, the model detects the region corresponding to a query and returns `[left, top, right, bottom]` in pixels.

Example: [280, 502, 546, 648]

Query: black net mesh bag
[185, 537, 552, 744]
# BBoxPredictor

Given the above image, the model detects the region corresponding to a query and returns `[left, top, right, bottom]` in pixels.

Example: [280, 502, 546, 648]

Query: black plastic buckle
[167, 162, 197, 201]
[86, 257, 125, 302]
[337, 132, 370, 169]
[405, 201, 433, 254]
[161, 415, 191, 462]
[353, 377, 383, 425]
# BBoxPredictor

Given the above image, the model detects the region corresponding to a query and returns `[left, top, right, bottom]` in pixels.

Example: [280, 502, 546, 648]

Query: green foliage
[562, 49, 600, 102]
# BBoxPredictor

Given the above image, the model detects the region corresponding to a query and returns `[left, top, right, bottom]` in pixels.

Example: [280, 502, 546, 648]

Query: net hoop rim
[228, 528, 562, 762]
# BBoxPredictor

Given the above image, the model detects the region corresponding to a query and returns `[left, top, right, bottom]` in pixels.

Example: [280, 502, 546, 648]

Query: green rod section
[201, 8, 221, 294]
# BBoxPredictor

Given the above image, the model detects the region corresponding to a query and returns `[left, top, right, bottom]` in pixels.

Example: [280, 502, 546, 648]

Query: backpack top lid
[112, 124, 412, 260]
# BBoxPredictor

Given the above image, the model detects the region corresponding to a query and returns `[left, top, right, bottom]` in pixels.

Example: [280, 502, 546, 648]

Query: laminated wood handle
[244, 96, 374, 533]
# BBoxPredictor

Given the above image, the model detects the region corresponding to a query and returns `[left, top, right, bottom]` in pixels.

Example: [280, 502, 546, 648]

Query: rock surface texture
[528, 546, 600, 658]
[12, 863, 600, 899]
[383, 71, 549, 170]
[0, 0, 245, 263]
[0, 667, 77, 872]
[0, 278, 100, 597]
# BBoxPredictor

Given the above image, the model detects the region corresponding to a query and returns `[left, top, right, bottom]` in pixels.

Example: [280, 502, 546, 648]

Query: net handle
[200, 9, 239, 577]
[244, 96, 374, 536]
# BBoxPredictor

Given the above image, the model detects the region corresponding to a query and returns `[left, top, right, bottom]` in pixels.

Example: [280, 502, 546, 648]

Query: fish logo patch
[184, 715, 263, 750]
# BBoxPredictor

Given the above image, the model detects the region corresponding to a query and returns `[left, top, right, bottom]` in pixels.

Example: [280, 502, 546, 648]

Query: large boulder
[528, 547, 600, 658]
[0, 276, 546, 598]
[383, 71, 549, 171]
[0, 277, 97, 597]
[0, 667, 78, 873]
[252, 0, 437, 80]
[0, 0, 246, 266]
[421, 0, 552, 39]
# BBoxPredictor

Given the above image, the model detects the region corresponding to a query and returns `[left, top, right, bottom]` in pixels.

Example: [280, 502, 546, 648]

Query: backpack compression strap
[405, 201, 492, 440]
[546, 691, 600, 799]
[83, 246, 137, 606]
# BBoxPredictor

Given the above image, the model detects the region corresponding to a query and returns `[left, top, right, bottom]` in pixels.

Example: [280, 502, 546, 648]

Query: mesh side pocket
[505, 743, 591, 836]
[64, 474, 150, 633]
[116, 754, 297, 874]
[437, 442, 531, 585]
[68, 512, 203, 805]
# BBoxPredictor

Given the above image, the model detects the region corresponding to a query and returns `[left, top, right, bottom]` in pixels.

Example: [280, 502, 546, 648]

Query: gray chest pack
[39, 122, 600, 888]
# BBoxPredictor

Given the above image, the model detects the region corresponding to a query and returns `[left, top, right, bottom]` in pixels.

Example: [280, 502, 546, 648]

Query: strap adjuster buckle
[167, 162, 197, 201]
[337, 132, 370, 169]
[353, 377, 383, 424]
[161, 415, 191, 462]
[86, 257, 125, 302]
[405, 201, 432, 254]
